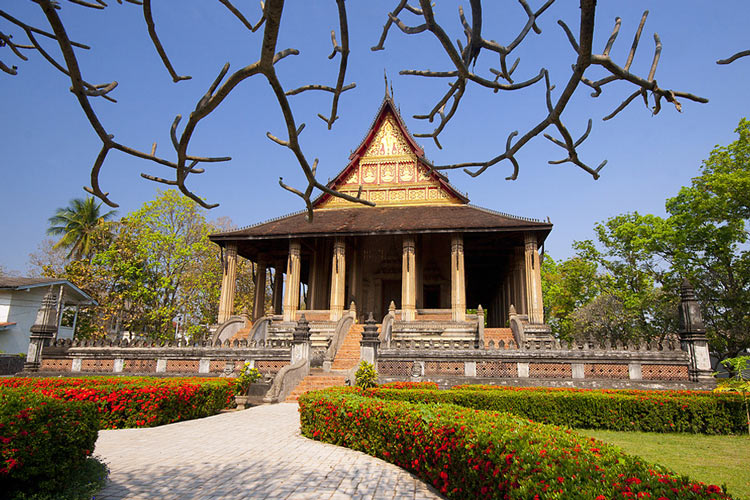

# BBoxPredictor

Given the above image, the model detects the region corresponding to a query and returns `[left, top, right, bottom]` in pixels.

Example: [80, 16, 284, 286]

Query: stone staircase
[285, 369, 348, 401]
[285, 323, 366, 402]
[331, 323, 364, 371]
[484, 327, 515, 348]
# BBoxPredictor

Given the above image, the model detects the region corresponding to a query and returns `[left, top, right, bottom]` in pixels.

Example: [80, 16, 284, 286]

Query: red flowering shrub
[367, 386, 746, 435]
[0, 388, 98, 495]
[379, 381, 439, 390]
[0, 377, 235, 429]
[299, 389, 733, 499]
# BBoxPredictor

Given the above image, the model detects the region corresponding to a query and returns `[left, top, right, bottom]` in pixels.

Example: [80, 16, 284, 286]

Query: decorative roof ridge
[213, 209, 308, 236]
[467, 204, 549, 224]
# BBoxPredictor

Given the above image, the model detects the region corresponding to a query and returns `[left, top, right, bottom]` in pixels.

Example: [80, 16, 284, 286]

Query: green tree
[541, 254, 600, 340]
[658, 119, 750, 359]
[47, 197, 116, 260]
[43, 191, 258, 340]
[552, 119, 750, 358]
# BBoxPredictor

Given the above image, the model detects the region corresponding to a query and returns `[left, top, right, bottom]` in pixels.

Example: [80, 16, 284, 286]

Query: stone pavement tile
[94, 403, 441, 500]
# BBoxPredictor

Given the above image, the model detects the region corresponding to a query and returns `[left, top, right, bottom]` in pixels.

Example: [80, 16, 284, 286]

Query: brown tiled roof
[211, 205, 551, 242]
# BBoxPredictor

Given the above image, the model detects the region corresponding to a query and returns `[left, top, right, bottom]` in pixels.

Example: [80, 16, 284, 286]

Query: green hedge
[0, 388, 99, 495]
[366, 386, 746, 435]
[299, 389, 732, 499]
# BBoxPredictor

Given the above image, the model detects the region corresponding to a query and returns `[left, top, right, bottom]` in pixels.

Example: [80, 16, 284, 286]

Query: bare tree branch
[3, 0, 718, 215]
[717, 50, 750, 65]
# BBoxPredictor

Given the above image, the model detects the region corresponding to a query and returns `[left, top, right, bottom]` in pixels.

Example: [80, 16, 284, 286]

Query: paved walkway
[94, 403, 442, 500]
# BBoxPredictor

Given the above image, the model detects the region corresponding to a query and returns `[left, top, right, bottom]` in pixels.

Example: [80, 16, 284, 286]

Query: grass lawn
[578, 429, 750, 499]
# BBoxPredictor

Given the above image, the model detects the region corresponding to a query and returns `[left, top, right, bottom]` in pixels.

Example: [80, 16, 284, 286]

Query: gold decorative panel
[318, 112, 464, 208]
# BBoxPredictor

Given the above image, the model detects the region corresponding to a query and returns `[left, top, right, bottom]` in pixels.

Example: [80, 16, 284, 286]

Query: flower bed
[0, 377, 236, 429]
[1, 388, 99, 495]
[299, 388, 732, 499]
[366, 386, 746, 435]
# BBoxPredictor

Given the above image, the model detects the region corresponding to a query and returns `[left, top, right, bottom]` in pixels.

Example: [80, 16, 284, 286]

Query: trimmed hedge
[366, 387, 747, 435]
[0, 388, 99, 495]
[299, 388, 732, 499]
[0, 377, 236, 429]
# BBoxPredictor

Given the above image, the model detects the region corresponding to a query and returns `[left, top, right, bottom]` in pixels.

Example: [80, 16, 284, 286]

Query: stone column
[512, 247, 527, 315]
[524, 233, 544, 324]
[217, 243, 238, 324]
[24, 288, 58, 372]
[252, 260, 267, 321]
[329, 237, 346, 321]
[272, 265, 284, 315]
[283, 240, 301, 322]
[450, 234, 466, 322]
[678, 279, 713, 382]
[360, 313, 380, 366]
[401, 236, 416, 321]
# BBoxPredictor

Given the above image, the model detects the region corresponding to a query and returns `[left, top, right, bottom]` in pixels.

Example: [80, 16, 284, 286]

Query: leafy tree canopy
[544, 119, 750, 358]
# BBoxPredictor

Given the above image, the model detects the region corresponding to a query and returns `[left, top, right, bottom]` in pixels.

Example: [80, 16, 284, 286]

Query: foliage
[368, 385, 747, 435]
[47, 197, 116, 260]
[714, 356, 750, 435]
[354, 361, 378, 389]
[543, 119, 750, 357]
[0, 376, 235, 429]
[39, 190, 260, 340]
[378, 381, 439, 390]
[0, 388, 99, 496]
[541, 255, 600, 340]
[299, 389, 732, 499]
[234, 362, 262, 395]
[8, 457, 109, 500]
[661, 120, 750, 358]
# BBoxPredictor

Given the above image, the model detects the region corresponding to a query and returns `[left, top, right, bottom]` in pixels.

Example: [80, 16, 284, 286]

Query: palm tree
[47, 197, 117, 260]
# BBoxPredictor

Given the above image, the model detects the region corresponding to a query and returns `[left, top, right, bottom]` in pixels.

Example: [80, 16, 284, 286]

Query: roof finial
[384, 69, 390, 98]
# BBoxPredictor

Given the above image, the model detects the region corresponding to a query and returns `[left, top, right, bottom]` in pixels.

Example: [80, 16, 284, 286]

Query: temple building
[209, 96, 553, 354]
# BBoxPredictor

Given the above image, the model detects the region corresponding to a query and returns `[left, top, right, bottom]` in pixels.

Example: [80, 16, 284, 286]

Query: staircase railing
[263, 358, 309, 403]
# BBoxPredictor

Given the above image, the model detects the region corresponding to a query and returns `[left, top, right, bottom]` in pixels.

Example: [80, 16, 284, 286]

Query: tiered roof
[211, 96, 551, 244]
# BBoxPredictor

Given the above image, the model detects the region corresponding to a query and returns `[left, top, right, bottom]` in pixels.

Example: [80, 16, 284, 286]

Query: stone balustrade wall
[377, 341, 699, 389]
[34, 338, 291, 377]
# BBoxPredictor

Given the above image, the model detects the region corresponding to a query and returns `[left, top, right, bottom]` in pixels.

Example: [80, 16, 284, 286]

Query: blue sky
[2, 1, 749, 273]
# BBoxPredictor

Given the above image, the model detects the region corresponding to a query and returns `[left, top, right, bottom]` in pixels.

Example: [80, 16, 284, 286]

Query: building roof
[0, 277, 97, 305]
[211, 204, 551, 242]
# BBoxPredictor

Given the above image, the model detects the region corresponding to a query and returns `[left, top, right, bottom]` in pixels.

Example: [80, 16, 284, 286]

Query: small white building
[0, 277, 96, 355]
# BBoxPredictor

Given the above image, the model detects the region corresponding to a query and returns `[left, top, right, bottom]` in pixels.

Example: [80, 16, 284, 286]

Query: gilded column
[524, 233, 544, 324]
[401, 236, 416, 321]
[252, 260, 267, 321]
[217, 243, 238, 324]
[329, 237, 346, 321]
[283, 240, 301, 322]
[450, 234, 466, 322]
